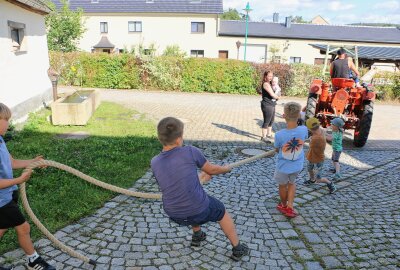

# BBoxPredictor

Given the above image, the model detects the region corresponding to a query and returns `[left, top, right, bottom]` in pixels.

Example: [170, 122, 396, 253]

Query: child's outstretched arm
[0, 170, 32, 189]
[10, 155, 44, 169]
[201, 161, 231, 176]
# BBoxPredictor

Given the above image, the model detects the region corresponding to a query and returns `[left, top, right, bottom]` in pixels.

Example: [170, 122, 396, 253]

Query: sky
[223, 0, 400, 25]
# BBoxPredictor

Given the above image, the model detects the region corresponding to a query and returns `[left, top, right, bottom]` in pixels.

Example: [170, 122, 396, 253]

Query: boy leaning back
[0, 103, 55, 270]
[274, 102, 308, 218]
[304, 118, 337, 194]
[151, 117, 249, 261]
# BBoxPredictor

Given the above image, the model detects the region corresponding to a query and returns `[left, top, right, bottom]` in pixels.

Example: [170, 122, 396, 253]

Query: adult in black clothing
[330, 49, 360, 79]
[257, 71, 280, 143]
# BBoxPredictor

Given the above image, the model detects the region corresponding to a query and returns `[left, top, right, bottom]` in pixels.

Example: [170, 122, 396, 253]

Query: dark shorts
[332, 151, 342, 162]
[0, 191, 26, 229]
[170, 195, 226, 227]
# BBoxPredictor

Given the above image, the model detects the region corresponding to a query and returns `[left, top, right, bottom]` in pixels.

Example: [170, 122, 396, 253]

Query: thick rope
[20, 149, 276, 265]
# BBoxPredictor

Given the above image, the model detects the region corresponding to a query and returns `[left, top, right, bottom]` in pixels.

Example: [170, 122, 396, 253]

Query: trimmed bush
[142, 56, 184, 90]
[286, 64, 326, 97]
[252, 63, 293, 95]
[373, 72, 400, 100]
[181, 58, 256, 94]
[49, 52, 141, 89]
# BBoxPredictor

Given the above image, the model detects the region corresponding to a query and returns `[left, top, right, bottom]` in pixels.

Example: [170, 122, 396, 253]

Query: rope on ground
[20, 149, 276, 265]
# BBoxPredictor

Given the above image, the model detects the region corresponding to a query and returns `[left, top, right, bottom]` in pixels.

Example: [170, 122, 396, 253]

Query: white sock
[27, 251, 39, 263]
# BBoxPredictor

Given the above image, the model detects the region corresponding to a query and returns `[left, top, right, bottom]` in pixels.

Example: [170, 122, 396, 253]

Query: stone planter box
[51, 90, 100, 125]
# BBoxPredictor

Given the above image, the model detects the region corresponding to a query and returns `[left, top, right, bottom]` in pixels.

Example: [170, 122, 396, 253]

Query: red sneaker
[276, 203, 287, 214]
[284, 207, 298, 218]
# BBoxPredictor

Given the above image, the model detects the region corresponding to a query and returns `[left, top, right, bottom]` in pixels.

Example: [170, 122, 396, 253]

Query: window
[314, 58, 325, 65]
[289, 57, 301, 63]
[191, 22, 205, 33]
[218, 50, 228, 59]
[128, 21, 142, 32]
[100, 22, 108, 33]
[102, 49, 111, 53]
[8, 21, 26, 53]
[190, 50, 204, 57]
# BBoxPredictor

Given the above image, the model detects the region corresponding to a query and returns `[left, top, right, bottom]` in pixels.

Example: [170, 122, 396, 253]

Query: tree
[291, 16, 309, 23]
[221, 8, 242, 20]
[45, 0, 85, 52]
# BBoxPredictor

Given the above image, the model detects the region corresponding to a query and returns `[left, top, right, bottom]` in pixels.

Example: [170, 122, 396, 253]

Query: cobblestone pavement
[1, 90, 399, 269]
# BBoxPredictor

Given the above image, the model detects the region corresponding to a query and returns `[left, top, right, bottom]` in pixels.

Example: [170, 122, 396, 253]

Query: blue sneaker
[333, 173, 342, 180]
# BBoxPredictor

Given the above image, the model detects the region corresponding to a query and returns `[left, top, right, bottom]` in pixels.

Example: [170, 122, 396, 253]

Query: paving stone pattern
[1, 90, 399, 269]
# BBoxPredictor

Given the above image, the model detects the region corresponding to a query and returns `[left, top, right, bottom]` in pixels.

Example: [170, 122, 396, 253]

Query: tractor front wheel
[353, 101, 374, 147]
[305, 93, 318, 120]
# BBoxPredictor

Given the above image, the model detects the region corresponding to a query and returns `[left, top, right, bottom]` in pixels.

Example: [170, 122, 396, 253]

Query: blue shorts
[332, 151, 342, 162]
[307, 161, 324, 180]
[169, 195, 226, 226]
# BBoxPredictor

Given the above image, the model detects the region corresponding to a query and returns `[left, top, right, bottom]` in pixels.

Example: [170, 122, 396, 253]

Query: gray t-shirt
[151, 145, 209, 218]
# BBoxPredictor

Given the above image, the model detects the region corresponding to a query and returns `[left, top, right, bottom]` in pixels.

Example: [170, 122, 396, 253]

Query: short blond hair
[284, 102, 301, 121]
[0, 103, 11, 120]
[157, 117, 184, 146]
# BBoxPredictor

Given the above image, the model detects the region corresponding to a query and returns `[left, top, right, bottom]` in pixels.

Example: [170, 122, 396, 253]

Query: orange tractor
[305, 78, 375, 147]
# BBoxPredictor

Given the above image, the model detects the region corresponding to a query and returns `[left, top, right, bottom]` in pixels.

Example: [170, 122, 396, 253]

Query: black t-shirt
[262, 82, 275, 105]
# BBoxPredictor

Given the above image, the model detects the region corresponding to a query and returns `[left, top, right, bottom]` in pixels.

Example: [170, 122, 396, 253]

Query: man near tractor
[330, 49, 360, 80]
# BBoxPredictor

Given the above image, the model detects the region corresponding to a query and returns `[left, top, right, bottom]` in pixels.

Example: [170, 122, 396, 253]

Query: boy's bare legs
[15, 222, 35, 255]
[278, 184, 288, 206]
[286, 183, 296, 209]
[192, 225, 201, 233]
[218, 211, 239, 247]
[315, 177, 330, 184]
[334, 162, 340, 174]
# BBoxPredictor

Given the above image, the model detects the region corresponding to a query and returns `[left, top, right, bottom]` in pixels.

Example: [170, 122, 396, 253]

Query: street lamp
[243, 2, 252, 62]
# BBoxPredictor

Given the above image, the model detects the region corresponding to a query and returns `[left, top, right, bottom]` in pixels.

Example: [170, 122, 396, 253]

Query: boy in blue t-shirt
[274, 102, 308, 218]
[0, 103, 55, 270]
[151, 117, 249, 261]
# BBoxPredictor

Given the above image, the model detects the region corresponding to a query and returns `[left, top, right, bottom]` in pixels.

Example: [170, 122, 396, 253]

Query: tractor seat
[331, 78, 354, 88]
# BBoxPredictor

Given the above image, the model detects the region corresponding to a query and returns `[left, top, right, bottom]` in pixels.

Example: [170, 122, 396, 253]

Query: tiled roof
[52, 0, 223, 14]
[93, 36, 115, 48]
[219, 21, 400, 44]
[310, 44, 400, 60]
[7, 0, 51, 14]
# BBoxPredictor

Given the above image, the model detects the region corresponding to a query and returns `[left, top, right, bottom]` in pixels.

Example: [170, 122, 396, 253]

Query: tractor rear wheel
[353, 101, 374, 147]
[305, 93, 318, 120]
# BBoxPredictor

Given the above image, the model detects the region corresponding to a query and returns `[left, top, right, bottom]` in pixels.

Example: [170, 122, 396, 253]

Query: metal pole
[243, 2, 251, 62]
[323, 44, 330, 77]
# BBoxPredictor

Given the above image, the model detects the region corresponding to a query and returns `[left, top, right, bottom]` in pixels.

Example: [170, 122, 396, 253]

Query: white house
[54, 0, 400, 67]
[0, 0, 52, 121]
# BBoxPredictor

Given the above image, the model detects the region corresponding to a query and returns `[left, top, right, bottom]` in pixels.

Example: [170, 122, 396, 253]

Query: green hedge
[50, 52, 331, 96]
[373, 72, 400, 100]
[181, 58, 256, 93]
[287, 64, 328, 96]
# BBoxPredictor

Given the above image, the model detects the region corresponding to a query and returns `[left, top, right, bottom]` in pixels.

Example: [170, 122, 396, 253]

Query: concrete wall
[0, 1, 52, 120]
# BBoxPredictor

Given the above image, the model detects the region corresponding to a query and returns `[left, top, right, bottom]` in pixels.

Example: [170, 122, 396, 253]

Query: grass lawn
[0, 102, 161, 254]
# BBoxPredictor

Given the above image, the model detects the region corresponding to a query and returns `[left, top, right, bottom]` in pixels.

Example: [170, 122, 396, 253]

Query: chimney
[273, 13, 279, 23]
[285, 16, 292, 28]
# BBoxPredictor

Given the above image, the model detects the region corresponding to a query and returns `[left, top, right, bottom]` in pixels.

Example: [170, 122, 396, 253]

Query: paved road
[2, 90, 399, 269]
